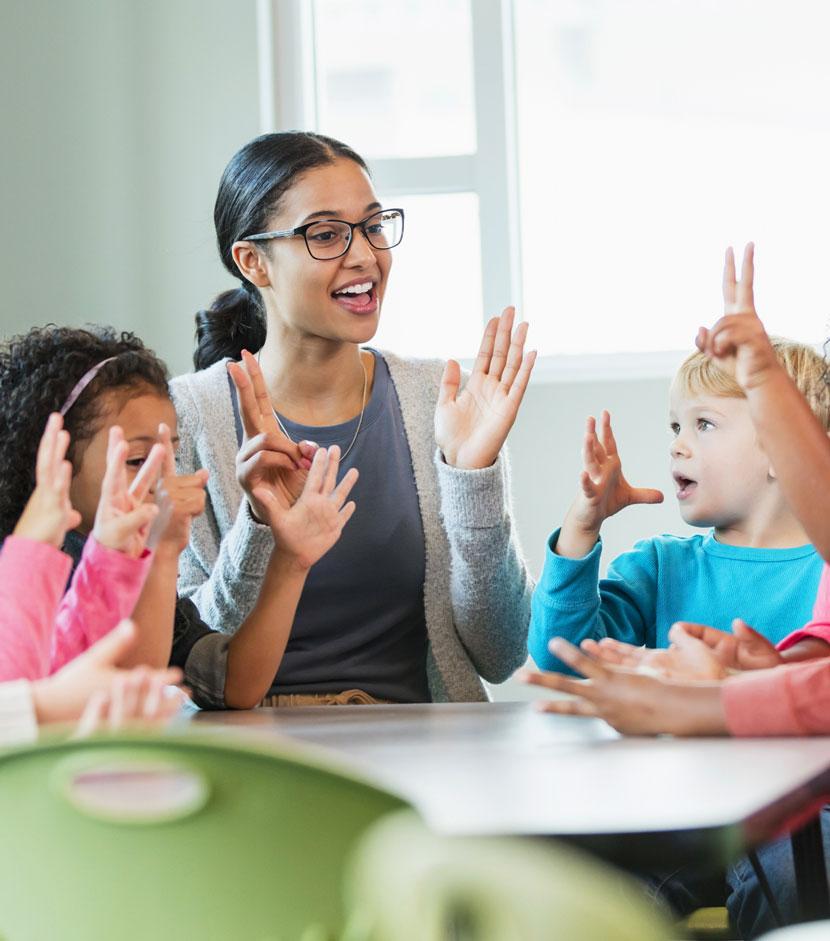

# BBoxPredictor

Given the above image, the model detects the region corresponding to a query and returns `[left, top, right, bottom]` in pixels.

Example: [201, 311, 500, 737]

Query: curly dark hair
[0, 325, 170, 540]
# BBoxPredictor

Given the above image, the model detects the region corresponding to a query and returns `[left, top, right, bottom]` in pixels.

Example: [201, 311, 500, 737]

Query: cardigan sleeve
[172, 374, 274, 634]
[723, 659, 830, 736]
[436, 448, 533, 682]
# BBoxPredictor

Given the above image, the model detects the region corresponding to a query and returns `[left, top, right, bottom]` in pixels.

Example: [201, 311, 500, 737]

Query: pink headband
[59, 357, 118, 416]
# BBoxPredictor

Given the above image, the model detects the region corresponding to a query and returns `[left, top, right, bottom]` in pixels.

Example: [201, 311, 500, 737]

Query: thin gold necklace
[259, 349, 369, 461]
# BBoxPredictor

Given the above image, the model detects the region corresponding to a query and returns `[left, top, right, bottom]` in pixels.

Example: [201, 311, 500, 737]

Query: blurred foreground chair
[342, 809, 672, 941]
[0, 732, 409, 940]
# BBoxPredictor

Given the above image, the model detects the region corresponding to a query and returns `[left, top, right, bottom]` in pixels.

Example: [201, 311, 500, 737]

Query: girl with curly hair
[0, 325, 356, 707]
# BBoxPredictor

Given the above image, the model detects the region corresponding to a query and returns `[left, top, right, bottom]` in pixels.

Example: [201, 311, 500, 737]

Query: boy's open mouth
[673, 472, 697, 500]
[332, 279, 377, 315]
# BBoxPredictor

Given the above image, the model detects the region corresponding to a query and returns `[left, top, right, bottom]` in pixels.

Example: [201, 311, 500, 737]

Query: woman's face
[255, 158, 393, 345]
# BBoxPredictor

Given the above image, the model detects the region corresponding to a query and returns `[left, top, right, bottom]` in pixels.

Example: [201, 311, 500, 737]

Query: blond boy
[529, 338, 830, 671]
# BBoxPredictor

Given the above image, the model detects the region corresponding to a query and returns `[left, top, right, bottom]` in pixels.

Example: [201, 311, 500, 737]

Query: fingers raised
[128, 443, 166, 502]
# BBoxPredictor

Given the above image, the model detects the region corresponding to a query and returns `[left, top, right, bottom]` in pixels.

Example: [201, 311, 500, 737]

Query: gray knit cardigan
[169, 352, 533, 702]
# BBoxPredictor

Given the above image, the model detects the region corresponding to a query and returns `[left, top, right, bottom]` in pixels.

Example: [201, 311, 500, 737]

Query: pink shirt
[723, 564, 830, 736]
[0, 535, 152, 682]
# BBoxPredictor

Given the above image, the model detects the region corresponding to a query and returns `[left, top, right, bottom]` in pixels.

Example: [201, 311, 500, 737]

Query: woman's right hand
[227, 350, 315, 524]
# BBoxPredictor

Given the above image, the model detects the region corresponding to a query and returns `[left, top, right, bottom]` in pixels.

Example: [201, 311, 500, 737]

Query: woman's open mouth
[332, 280, 377, 315]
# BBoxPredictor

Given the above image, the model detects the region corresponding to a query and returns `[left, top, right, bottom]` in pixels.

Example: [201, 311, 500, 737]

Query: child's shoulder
[630, 532, 706, 556]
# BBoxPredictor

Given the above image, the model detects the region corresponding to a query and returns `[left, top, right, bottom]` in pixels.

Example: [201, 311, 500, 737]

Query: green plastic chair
[0, 731, 410, 941]
[341, 810, 672, 941]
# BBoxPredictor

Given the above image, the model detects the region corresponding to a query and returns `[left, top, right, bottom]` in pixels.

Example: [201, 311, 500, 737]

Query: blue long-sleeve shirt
[529, 528, 824, 672]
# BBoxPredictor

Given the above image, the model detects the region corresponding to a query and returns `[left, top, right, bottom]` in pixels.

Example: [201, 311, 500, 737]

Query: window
[258, 0, 830, 368]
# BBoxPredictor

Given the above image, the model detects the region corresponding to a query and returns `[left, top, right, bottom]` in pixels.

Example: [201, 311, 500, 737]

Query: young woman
[172, 131, 536, 705]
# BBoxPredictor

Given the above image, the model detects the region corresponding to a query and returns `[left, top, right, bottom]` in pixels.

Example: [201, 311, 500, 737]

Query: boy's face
[69, 389, 179, 534]
[668, 384, 773, 530]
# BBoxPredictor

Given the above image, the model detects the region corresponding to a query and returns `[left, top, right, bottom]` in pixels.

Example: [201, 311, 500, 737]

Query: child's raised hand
[228, 350, 314, 524]
[558, 411, 663, 557]
[696, 243, 780, 392]
[93, 427, 164, 558]
[147, 422, 209, 555]
[13, 413, 81, 547]
[252, 444, 358, 571]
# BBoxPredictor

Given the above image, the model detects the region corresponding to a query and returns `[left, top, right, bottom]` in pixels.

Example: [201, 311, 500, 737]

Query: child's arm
[529, 532, 661, 672]
[50, 428, 164, 672]
[699, 244, 830, 560]
[557, 411, 663, 558]
[0, 414, 78, 680]
[223, 444, 358, 709]
[123, 423, 209, 669]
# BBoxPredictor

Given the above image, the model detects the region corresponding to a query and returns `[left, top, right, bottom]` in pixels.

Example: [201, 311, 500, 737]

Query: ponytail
[194, 286, 266, 369]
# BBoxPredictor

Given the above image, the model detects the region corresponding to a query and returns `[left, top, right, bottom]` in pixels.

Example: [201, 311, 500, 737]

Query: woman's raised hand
[92, 426, 164, 558]
[435, 307, 536, 469]
[252, 444, 358, 570]
[14, 413, 82, 547]
[696, 243, 780, 392]
[228, 350, 314, 524]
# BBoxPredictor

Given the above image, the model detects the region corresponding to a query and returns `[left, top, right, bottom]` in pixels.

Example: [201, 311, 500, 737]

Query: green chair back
[342, 810, 671, 941]
[0, 731, 410, 941]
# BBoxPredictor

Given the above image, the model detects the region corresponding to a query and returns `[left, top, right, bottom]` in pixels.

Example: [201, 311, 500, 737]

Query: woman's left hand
[435, 307, 536, 469]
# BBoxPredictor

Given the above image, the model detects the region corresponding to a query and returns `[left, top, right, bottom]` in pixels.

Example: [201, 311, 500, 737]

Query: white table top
[190, 701, 830, 868]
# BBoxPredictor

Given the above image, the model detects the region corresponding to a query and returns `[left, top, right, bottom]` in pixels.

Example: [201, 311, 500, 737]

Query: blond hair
[674, 338, 830, 430]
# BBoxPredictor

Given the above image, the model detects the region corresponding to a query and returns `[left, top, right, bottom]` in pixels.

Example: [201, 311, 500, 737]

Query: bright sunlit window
[267, 0, 830, 365]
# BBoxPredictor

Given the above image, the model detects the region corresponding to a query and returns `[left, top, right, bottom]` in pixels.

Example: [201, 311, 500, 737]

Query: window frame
[255, 0, 684, 381]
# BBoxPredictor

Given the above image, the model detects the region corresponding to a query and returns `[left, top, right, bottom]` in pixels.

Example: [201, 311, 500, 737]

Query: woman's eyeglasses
[242, 208, 404, 260]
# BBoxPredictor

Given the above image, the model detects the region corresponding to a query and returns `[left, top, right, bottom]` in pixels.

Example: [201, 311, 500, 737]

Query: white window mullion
[257, 0, 317, 132]
[470, 0, 523, 320]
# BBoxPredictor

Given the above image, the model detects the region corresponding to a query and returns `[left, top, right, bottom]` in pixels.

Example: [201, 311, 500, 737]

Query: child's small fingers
[599, 410, 618, 457]
[535, 697, 600, 719]
[35, 413, 61, 482]
[547, 638, 607, 681]
[722, 245, 737, 305]
[74, 690, 109, 739]
[517, 668, 592, 699]
[129, 443, 166, 501]
[158, 422, 177, 476]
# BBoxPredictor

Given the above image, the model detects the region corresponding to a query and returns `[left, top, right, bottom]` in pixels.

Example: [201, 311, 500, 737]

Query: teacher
[171, 131, 535, 707]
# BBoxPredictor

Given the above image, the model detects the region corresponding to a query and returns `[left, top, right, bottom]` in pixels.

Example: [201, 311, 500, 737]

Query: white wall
[0, 0, 260, 373]
[1, 1, 698, 700]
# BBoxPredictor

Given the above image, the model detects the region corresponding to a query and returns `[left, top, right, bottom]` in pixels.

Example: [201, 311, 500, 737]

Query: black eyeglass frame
[241, 207, 405, 260]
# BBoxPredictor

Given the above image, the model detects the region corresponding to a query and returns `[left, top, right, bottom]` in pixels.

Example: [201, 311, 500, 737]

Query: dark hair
[194, 131, 370, 370]
[0, 325, 170, 540]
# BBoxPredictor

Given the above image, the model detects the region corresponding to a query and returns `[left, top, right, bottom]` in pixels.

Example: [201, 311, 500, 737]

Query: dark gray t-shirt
[230, 351, 430, 702]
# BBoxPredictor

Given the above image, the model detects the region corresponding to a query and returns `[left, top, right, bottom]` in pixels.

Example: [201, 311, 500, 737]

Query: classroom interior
[2, 1, 830, 939]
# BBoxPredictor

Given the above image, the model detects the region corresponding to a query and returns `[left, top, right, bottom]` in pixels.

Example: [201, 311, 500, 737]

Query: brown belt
[259, 688, 394, 708]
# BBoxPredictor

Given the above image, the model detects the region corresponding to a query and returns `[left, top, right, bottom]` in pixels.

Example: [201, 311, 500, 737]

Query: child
[0, 326, 357, 709]
[522, 244, 830, 939]
[0, 416, 182, 742]
[529, 301, 829, 673]
[1, 412, 162, 680]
